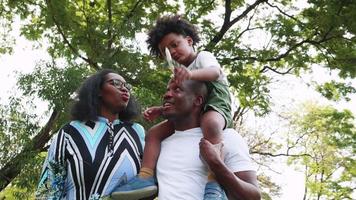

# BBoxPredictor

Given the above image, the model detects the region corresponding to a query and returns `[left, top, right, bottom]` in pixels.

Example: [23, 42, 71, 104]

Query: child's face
[158, 33, 196, 66]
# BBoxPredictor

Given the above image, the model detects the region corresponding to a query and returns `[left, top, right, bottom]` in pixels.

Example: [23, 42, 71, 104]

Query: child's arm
[143, 106, 163, 122]
[174, 66, 220, 85]
[141, 120, 175, 171]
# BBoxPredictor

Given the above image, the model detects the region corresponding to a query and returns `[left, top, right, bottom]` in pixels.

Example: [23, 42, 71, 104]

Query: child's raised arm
[174, 66, 220, 85]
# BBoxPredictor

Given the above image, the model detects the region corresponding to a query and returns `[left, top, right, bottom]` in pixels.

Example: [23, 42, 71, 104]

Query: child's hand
[143, 106, 162, 122]
[174, 67, 192, 85]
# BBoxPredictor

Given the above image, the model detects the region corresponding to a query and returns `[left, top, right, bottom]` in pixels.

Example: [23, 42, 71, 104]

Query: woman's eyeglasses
[106, 79, 132, 91]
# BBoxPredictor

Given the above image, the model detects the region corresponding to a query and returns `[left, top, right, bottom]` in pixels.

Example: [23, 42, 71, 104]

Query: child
[113, 15, 232, 200]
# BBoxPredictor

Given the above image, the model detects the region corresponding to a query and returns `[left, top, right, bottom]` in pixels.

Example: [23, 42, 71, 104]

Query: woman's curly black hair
[146, 14, 200, 57]
[70, 69, 141, 122]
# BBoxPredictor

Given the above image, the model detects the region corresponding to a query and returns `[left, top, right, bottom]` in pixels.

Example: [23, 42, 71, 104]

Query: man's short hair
[184, 80, 208, 105]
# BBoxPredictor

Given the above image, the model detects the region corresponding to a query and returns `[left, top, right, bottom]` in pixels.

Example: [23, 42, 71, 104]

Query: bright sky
[1, 13, 355, 200]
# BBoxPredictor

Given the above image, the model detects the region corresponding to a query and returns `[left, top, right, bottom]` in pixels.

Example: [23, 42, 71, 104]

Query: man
[156, 79, 261, 200]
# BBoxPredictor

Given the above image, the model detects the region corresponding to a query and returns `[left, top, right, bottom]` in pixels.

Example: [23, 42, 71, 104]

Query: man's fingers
[199, 138, 208, 146]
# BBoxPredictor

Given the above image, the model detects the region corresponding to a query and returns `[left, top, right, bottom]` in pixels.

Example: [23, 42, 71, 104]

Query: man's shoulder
[223, 128, 241, 137]
[222, 129, 247, 145]
[222, 129, 256, 172]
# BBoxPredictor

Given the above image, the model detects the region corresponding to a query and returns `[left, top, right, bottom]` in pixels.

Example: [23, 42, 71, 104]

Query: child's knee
[202, 112, 225, 130]
[202, 120, 223, 131]
[201, 126, 223, 144]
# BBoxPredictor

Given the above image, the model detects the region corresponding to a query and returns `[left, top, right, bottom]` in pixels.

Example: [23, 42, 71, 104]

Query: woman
[36, 69, 145, 200]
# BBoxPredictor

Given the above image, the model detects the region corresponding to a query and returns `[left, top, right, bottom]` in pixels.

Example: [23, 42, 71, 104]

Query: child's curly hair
[146, 14, 200, 57]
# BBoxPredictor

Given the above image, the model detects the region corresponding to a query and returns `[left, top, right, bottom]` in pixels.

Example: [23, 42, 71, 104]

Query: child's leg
[139, 120, 174, 178]
[112, 120, 174, 197]
[200, 110, 225, 182]
[201, 110, 225, 144]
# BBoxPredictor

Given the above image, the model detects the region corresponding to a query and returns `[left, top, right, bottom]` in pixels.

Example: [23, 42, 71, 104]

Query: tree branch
[235, 9, 263, 41]
[265, 1, 304, 26]
[109, 0, 145, 59]
[253, 160, 282, 174]
[260, 65, 295, 74]
[232, 105, 249, 127]
[45, 0, 99, 70]
[230, 0, 266, 25]
[251, 151, 312, 157]
[286, 131, 310, 154]
[232, 32, 337, 65]
[206, 0, 267, 49]
[107, 0, 113, 50]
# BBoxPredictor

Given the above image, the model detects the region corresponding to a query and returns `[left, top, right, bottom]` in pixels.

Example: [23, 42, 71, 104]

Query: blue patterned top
[36, 117, 145, 199]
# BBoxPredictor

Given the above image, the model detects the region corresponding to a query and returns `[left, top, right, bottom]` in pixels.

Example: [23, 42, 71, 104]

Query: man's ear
[193, 95, 204, 107]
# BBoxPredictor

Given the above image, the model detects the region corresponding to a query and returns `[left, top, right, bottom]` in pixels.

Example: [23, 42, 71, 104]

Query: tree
[286, 103, 355, 199]
[0, 0, 355, 197]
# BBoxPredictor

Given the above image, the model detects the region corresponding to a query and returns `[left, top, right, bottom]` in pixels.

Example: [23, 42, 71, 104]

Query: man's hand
[173, 67, 192, 85]
[143, 106, 163, 122]
[200, 138, 261, 200]
[199, 138, 223, 166]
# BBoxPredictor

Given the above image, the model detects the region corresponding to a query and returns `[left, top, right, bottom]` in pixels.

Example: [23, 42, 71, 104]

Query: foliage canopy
[0, 0, 355, 198]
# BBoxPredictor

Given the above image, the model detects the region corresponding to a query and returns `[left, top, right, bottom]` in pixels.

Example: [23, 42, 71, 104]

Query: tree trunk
[302, 165, 308, 200]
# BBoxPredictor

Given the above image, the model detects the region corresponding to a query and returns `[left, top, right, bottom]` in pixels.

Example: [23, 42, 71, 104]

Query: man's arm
[212, 163, 260, 200]
[199, 138, 261, 200]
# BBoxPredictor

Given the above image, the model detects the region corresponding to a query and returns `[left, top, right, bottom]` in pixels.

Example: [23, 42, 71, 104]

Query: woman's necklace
[106, 122, 115, 157]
